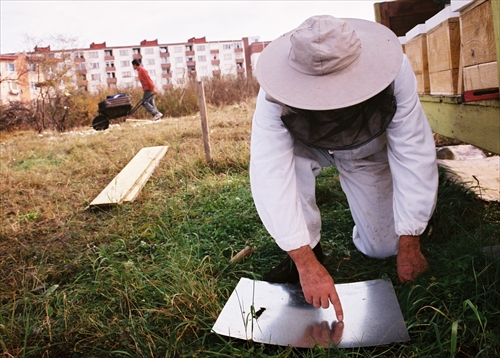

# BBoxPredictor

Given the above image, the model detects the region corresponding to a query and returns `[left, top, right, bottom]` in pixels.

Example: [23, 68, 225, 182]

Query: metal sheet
[212, 278, 409, 348]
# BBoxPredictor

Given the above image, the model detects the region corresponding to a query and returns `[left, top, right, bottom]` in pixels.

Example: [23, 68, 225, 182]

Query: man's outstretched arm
[288, 245, 344, 321]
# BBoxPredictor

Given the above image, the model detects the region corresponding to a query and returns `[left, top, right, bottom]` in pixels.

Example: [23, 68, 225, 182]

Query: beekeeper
[249, 15, 438, 322]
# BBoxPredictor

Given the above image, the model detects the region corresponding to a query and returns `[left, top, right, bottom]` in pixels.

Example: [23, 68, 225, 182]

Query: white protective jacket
[250, 55, 439, 254]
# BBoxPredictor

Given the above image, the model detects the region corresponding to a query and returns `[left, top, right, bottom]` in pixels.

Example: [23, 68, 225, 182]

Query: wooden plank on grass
[89, 146, 168, 207]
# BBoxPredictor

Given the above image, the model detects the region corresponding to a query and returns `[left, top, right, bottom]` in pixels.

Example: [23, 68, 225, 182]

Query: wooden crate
[404, 33, 430, 94]
[463, 61, 499, 91]
[426, 17, 461, 95]
[459, 0, 498, 91]
[374, 0, 442, 37]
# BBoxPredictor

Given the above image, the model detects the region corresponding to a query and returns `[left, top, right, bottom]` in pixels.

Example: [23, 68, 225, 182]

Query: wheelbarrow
[91, 93, 153, 131]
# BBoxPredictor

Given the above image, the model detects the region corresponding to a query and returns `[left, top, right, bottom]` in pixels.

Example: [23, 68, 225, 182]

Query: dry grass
[0, 101, 254, 293]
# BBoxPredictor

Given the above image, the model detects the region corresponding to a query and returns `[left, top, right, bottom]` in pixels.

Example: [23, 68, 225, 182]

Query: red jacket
[136, 66, 155, 91]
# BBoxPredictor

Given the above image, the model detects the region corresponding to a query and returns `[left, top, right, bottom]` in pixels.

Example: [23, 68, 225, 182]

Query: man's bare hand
[288, 245, 344, 321]
[397, 235, 429, 283]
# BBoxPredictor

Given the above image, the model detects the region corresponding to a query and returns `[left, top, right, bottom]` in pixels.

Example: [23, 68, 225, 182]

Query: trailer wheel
[92, 115, 109, 131]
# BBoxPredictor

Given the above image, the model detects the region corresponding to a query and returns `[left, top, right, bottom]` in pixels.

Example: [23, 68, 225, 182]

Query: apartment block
[0, 35, 270, 104]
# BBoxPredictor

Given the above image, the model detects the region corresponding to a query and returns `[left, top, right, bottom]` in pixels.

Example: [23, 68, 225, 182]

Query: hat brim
[256, 18, 403, 110]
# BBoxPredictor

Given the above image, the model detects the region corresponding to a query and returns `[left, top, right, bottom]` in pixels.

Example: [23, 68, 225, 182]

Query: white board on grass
[89, 146, 168, 207]
[213, 278, 409, 348]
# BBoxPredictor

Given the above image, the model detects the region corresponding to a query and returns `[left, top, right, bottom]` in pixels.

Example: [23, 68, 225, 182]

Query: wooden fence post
[196, 80, 212, 163]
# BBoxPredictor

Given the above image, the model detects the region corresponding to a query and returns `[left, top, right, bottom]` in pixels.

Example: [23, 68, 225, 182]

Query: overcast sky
[1, 1, 379, 54]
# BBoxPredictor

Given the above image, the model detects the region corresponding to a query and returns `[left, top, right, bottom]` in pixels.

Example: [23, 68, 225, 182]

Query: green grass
[1, 105, 499, 357]
[2, 166, 499, 357]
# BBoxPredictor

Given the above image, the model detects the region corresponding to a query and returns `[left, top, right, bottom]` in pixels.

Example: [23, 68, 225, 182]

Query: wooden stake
[196, 80, 212, 163]
[229, 246, 254, 264]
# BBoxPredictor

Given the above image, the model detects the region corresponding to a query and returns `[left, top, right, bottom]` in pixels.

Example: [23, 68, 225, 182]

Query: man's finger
[321, 295, 330, 309]
[329, 292, 344, 322]
[312, 296, 321, 309]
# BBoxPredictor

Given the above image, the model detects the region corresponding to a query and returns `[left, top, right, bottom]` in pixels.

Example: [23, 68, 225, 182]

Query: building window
[145, 48, 154, 54]
[234, 42, 243, 49]
[175, 57, 183, 63]
[160, 47, 169, 53]
[107, 72, 116, 78]
[104, 50, 113, 56]
[223, 44, 231, 50]
[6, 63, 15, 71]
[106, 61, 115, 68]
[145, 59, 155, 65]
[91, 74, 100, 81]
[198, 55, 206, 62]
[122, 71, 132, 78]
[121, 60, 130, 67]
[133, 48, 141, 55]
[27, 63, 36, 72]
[89, 63, 99, 69]
[148, 69, 156, 76]
[224, 54, 232, 60]
[89, 51, 98, 58]
[76, 63, 86, 70]
[9, 81, 19, 95]
[197, 45, 206, 51]
[174, 46, 183, 53]
[119, 49, 129, 56]
[161, 57, 170, 64]
[75, 52, 85, 59]
[30, 82, 38, 91]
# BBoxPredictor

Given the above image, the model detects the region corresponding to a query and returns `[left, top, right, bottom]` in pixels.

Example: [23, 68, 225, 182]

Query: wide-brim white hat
[256, 15, 403, 110]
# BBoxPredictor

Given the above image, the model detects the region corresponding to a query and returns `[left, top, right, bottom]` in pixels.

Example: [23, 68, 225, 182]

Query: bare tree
[22, 34, 83, 132]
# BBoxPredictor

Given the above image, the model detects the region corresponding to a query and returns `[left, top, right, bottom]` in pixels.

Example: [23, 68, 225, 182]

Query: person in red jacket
[132, 59, 163, 120]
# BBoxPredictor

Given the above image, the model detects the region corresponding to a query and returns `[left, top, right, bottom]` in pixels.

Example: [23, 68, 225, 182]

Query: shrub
[0, 76, 260, 132]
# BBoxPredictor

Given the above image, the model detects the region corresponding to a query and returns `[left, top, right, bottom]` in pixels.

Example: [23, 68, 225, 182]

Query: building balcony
[74, 57, 85, 62]
[236, 68, 245, 74]
[211, 59, 220, 65]
[235, 58, 244, 64]
[76, 69, 87, 75]
[234, 48, 243, 53]
[161, 63, 171, 69]
[188, 70, 197, 78]
[77, 79, 88, 87]
[106, 66, 116, 72]
[162, 73, 172, 78]
[185, 50, 195, 56]
[210, 49, 219, 54]
[107, 78, 117, 84]
[160, 52, 170, 57]
[104, 55, 115, 61]
[186, 61, 196, 67]
[212, 70, 221, 76]
[133, 53, 142, 60]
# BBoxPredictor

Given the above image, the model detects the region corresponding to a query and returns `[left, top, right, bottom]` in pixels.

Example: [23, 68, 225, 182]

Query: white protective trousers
[250, 55, 439, 259]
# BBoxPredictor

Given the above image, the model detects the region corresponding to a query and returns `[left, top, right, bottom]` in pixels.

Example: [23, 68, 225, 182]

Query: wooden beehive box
[404, 25, 430, 94]
[459, 0, 498, 92]
[426, 13, 461, 95]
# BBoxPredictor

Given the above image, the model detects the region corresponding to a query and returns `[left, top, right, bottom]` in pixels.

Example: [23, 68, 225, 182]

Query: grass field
[1, 100, 499, 357]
